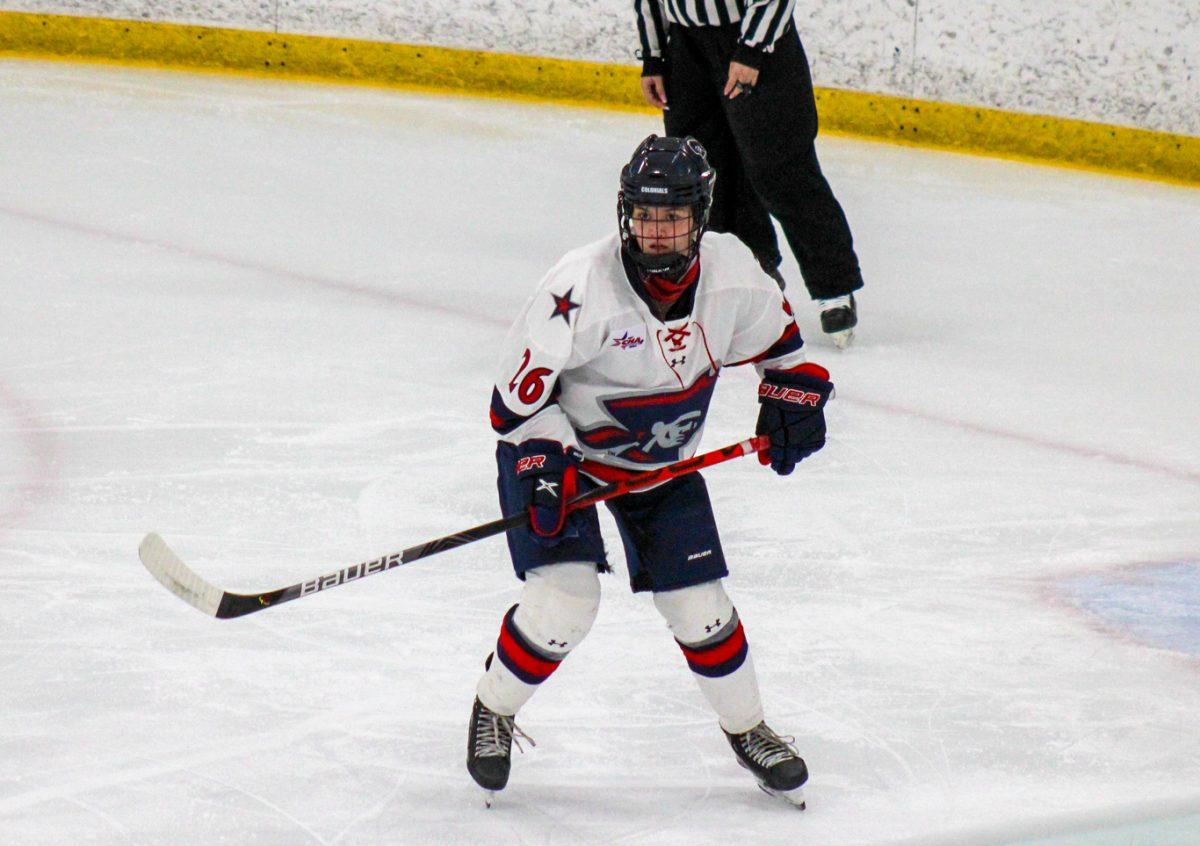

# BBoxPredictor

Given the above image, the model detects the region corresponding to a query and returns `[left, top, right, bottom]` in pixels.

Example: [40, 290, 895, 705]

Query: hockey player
[469, 135, 833, 808]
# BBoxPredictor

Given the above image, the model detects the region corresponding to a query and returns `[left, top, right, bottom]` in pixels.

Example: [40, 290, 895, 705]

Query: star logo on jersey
[535, 478, 560, 499]
[550, 288, 581, 325]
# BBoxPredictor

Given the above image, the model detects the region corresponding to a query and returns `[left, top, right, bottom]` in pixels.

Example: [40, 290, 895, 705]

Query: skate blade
[756, 781, 806, 810]
[829, 327, 855, 349]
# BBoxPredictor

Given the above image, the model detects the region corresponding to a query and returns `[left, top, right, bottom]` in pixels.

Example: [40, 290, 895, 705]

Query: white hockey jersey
[489, 231, 809, 476]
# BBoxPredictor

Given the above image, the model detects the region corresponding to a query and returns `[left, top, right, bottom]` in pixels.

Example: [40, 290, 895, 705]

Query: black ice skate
[818, 293, 857, 349]
[725, 722, 809, 809]
[467, 697, 533, 807]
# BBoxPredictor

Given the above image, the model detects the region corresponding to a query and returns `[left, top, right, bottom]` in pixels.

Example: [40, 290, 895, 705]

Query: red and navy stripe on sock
[677, 619, 749, 678]
[491, 604, 563, 685]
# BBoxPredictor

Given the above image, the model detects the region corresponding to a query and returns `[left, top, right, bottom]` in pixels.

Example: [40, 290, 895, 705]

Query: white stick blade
[138, 533, 223, 617]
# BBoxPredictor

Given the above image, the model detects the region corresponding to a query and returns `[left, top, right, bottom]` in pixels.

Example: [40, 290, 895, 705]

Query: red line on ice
[0, 379, 58, 535]
[0, 206, 501, 326]
[5, 205, 1197, 488]
[846, 395, 1200, 486]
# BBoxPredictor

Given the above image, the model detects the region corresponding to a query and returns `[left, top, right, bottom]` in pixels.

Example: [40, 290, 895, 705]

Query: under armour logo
[669, 356, 686, 367]
[535, 479, 560, 498]
[704, 617, 723, 634]
[548, 639, 568, 648]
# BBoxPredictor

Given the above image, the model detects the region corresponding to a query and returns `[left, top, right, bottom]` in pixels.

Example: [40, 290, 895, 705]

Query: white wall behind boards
[5, 0, 1198, 135]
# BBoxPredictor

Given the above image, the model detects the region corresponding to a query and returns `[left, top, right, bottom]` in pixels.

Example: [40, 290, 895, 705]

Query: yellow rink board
[1, 11, 1196, 186]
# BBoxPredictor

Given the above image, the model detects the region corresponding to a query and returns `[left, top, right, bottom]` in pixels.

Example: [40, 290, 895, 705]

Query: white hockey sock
[653, 581, 765, 734]
[476, 562, 600, 716]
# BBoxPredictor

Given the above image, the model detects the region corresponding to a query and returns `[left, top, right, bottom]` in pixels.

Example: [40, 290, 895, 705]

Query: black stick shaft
[211, 436, 766, 618]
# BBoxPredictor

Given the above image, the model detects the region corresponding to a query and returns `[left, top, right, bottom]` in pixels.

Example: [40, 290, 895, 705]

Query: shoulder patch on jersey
[610, 329, 645, 350]
[550, 287, 581, 325]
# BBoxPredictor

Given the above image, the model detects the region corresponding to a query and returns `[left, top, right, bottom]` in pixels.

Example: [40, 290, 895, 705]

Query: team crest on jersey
[661, 323, 690, 353]
[610, 330, 644, 350]
[576, 370, 718, 463]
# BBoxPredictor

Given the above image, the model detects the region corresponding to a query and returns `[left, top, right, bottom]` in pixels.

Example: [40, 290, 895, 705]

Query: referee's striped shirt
[635, 0, 796, 65]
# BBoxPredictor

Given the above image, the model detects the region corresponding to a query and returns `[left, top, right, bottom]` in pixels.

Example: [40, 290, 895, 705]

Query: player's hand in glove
[513, 439, 581, 545]
[755, 363, 834, 475]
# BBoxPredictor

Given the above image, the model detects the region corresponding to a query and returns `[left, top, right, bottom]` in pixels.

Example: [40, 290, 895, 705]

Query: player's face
[630, 204, 694, 255]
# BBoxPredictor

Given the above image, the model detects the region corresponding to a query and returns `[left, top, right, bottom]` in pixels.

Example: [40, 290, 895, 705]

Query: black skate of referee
[636, 0, 864, 347]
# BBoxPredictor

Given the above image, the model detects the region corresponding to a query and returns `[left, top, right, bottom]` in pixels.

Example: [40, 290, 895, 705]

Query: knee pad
[652, 579, 737, 646]
[511, 562, 601, 656]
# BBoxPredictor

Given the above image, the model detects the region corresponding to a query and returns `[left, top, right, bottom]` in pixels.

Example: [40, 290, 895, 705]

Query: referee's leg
[722, 27, 863, 300]
[665, 26, 782, 275]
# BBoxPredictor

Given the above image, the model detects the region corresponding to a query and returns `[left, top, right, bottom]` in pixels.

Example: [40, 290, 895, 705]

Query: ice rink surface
[1, 59, 1198, 845]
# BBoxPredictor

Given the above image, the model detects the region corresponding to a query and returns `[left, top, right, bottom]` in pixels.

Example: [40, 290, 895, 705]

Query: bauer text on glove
[513, 439, 581, 544]
[755, 363, 833, 476]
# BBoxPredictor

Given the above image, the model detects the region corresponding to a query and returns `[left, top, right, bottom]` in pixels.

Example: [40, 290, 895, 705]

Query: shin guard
[654, 580, 765, 733]
[476, 562, 600, 715]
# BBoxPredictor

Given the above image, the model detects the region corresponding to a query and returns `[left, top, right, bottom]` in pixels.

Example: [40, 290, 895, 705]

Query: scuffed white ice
[1, 59, 1199, 845]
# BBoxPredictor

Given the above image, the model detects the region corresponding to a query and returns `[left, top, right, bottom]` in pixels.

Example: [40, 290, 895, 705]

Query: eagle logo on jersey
[550, 288, 581, 325]
[576, 370, 718, 464]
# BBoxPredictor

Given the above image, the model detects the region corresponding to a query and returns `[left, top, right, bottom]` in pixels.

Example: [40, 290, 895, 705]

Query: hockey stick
[139, 435, 769, 619]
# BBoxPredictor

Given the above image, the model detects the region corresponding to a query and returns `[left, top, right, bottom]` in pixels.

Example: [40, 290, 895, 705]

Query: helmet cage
[618, 196, 710, 277]
[617, 136, 716, 279]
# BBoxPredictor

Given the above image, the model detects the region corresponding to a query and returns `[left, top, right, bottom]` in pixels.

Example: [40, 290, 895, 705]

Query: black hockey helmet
[618, 134, 716, 279]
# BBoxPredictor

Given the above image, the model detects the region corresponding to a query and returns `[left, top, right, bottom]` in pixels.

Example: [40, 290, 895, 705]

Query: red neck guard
[641, 256, 700, 305]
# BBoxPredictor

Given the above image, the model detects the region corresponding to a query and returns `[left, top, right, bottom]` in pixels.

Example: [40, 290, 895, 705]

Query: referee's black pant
[663, 23, 863, 300]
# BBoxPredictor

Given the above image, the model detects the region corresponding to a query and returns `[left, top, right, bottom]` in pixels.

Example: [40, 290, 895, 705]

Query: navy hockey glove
[513, 439, 581, 546]
[755, 363, 833, 476]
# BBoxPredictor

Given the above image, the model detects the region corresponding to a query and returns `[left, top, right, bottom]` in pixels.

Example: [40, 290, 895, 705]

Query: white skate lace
[741, 724, 799, 769]
[816, 295, 851, 312]
[474, 709, 536, 759]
